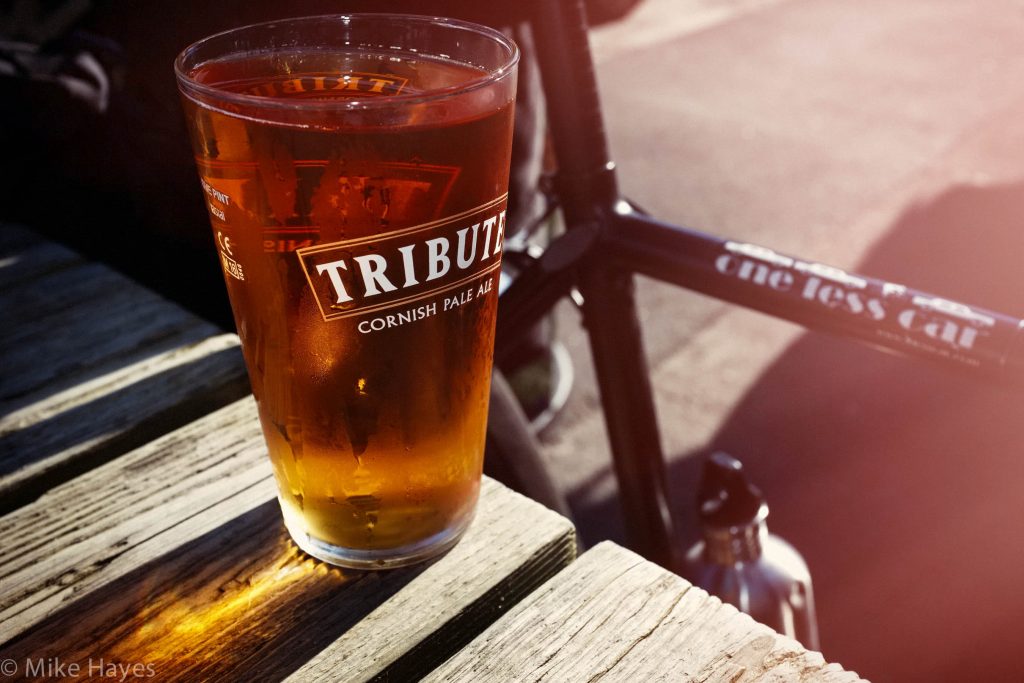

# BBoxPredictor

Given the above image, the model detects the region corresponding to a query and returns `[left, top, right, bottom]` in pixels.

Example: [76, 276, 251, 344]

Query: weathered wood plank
[0, 397, 576, 682]
[425, 541, 865, 683]
[0, 261, 211, 400]
[0, 230, 249, 511]
[0, 333, 249, 512]
[0, 398, 271, 642]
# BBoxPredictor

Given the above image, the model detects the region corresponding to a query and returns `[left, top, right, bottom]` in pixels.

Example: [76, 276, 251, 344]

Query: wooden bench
[0, 229, 861, 681]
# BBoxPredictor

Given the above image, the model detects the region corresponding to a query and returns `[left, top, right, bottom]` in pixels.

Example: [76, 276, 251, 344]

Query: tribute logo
[242, 71, 409, 98]
[297, 195, 507, 322]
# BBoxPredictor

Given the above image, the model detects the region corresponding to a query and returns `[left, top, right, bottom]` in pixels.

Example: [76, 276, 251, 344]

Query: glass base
[280, 501, 475, 570]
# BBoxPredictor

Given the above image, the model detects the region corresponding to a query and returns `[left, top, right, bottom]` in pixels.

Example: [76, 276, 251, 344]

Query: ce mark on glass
[217, 231, 245, 281]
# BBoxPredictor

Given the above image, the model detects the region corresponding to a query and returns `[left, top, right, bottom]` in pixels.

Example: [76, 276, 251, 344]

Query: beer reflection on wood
[2, 503, 369, 681]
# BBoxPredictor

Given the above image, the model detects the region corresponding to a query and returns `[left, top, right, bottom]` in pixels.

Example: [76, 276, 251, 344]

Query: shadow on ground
[570, 180, 1024, 683]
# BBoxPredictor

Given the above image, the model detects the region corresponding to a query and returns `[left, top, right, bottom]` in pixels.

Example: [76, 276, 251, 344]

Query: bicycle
[482, 0, 1024, 572]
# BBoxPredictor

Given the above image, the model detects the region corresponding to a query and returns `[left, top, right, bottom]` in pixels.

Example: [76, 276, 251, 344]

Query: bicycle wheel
[484, 368, 573, 520]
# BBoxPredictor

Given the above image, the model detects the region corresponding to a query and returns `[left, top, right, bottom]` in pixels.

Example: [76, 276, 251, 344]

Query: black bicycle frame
[498, 0, 1024, 567]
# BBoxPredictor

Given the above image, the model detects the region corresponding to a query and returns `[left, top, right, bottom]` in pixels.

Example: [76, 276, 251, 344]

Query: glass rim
[174, 13, 520, 114]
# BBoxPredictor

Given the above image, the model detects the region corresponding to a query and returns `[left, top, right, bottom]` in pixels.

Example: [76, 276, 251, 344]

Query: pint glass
[175, 15, 518, 568]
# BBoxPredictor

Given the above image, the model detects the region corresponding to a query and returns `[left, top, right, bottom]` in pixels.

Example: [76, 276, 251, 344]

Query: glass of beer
[175, 15, 518, 568]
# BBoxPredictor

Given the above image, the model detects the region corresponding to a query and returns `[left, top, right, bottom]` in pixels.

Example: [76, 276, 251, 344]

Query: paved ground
[544, 1, 1024, 680]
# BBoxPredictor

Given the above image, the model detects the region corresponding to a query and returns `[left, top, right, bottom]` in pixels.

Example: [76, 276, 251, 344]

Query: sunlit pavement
[543, 1, 1024, 680]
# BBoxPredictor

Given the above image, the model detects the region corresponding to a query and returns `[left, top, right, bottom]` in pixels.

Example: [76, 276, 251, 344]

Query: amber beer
[176, 15, 518, 568]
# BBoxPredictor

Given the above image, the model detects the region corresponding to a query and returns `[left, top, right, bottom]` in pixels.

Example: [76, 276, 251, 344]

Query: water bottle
[683, 452, 820, 650]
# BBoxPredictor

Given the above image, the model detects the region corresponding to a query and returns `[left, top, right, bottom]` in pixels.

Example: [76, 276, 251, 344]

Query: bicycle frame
[498, 0, 1024, 568]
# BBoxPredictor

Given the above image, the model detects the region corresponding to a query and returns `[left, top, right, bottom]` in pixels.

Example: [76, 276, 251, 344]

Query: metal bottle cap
[698, 452, 769, 564]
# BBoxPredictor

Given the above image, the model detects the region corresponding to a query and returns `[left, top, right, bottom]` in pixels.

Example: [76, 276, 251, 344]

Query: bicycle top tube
[609, 210, 1024, 384]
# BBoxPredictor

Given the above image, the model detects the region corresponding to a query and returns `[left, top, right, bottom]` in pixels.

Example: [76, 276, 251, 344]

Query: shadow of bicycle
[693, 180, 1024, 682]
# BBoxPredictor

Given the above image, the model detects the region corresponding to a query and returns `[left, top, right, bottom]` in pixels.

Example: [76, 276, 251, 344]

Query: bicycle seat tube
[528, 0, 678, 567]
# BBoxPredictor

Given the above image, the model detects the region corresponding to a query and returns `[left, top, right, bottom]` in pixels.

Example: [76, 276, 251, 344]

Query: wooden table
[0, 229, 862, 682]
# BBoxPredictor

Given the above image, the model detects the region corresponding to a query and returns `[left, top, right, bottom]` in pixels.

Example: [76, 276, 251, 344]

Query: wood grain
[0, 398, 271, 643]
[0, 397, 576, 682]
[425, 541, 865, 683]
[0, 229, 249, 511]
